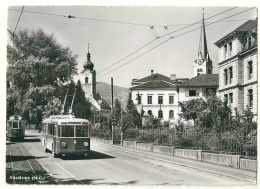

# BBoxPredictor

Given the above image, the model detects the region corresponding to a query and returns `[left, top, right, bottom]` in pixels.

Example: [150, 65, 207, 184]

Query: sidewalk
[92, 140, 257, 184]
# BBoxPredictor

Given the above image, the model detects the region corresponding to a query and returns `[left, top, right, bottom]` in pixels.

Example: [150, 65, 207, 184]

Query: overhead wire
[9, 6, 239, 29]
[96, 7, 239, 75]
[97, 7, 256, 80]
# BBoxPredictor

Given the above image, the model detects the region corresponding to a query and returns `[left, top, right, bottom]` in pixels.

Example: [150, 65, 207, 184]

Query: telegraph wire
[160, 6, 239, 38]
[8, 6, 24, 37]
[96, 7, 239, 75]
[98, 38, 158, 74]
[97, 38, 172, 79]
[9, 7, 239, 29]
[97, 7, 255, 79]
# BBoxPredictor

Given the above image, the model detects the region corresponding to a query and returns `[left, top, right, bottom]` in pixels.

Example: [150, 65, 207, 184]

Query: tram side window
[48, 124, 54, 135]
[76, 125, 88, 137]
[61, 125, 74, 137]
[13, 122, 19, 129]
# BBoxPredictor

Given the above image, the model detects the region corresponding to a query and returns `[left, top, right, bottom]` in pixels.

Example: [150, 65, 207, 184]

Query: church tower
[82, 44, 97, 99]
[193, 9, 213, 77]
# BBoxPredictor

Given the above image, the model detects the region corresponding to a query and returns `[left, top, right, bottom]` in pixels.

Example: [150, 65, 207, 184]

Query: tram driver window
[12, 122, 19, 129]
[76, 125, 88, 137]
[61, 125, 74, 137]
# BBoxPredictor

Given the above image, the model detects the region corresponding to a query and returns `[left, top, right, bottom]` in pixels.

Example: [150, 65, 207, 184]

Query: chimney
[151, 70, 154, 75]
[170, 74, 176, 80]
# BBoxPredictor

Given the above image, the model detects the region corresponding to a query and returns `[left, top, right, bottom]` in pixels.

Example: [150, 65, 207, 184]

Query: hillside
[96, 82, 129, 106]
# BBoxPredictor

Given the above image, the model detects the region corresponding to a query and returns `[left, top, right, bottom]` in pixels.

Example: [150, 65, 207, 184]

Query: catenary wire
[97, 7, 255, 79]
[96, 7, 239, 75]
[9, 7, 238, 28]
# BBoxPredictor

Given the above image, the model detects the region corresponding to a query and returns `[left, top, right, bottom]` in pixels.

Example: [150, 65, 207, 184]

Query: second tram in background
[41, 115, 90, 158]
[6, 116, 25, 142]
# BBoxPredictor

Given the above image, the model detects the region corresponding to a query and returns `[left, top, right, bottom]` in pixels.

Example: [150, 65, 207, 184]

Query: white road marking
[55, 162, 84, 184]
[93, 143, 256, 184]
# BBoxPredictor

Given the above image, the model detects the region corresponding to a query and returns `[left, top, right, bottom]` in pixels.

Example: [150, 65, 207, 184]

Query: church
[79, 45, 110, 111]
[130, 11, 219, 123]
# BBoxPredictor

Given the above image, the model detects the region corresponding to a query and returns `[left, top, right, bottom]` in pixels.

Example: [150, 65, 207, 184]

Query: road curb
[94, 142, 256, 184]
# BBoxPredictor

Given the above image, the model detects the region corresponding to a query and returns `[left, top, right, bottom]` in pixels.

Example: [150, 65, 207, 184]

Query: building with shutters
[214, 19, 257, 119]
[130, 70, 188, 122]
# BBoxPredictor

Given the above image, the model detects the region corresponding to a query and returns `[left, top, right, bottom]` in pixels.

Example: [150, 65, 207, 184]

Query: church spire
[87, 42, 91, 61]
[193, 8, 213, 77]
[198, 8, 210, 61]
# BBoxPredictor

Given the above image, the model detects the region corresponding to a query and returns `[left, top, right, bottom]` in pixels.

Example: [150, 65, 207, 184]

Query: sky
[6, 5, 257, 88]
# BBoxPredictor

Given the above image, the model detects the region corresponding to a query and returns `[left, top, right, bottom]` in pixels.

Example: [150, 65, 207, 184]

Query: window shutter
[196, 90, 199, 96]
[185, 90, 189, 97]
[202, 88, 206, 96]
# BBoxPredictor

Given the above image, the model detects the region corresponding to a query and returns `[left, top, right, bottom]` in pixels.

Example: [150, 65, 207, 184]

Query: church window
[248, 61, 253, 80]
[148, 110, 153, 116]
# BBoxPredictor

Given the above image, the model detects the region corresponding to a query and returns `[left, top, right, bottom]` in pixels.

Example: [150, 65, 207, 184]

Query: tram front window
[60, 125, 74, 137]
[76, 125, 88, 137]
[13, 122, 19, 129]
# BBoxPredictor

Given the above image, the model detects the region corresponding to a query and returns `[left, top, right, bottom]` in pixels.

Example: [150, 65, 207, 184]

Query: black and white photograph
[3, 1, 258, 186]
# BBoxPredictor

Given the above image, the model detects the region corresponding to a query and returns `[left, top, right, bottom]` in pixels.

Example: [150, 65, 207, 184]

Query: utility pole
[111, 77, 114, 110]
[111, 77, 114, 142]
[120, 109, 123, 146]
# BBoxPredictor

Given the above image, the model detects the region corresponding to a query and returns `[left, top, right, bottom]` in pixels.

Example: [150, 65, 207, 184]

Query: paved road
[9, 130, 256, 185]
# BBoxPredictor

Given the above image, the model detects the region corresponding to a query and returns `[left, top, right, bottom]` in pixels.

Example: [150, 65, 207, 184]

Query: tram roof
[43, 115, 89, 124]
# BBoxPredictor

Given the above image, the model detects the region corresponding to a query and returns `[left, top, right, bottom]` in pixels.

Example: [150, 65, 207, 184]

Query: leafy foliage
[7, 28, 78, 126]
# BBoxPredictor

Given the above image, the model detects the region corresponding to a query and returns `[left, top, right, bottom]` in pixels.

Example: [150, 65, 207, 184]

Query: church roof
[179, 74, 219, 87]
[135, 73, 172, 82]
[130, 80, 177, 90]
[214, 19, 257, 45]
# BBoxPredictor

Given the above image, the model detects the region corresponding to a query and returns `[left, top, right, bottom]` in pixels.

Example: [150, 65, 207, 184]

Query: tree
[123, 93, 142, 130]
[42, 98, 63, 119]
[179, 91, 231, 133]
[73, 80, 92, 119]
[7, 28, 78, 127]
[179, 98, 205, 125]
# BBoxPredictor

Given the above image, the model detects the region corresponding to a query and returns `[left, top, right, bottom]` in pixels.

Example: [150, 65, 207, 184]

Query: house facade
[130, 71, 188, 122]
[214, 19, 258, 118]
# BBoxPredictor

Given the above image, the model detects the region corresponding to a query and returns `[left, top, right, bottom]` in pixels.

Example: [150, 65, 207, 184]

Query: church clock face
[197, 60, 202, 65]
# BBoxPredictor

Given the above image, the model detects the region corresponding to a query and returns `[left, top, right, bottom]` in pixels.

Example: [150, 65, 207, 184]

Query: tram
[41, 115, 90, 158]
[6, 116, 25, 142]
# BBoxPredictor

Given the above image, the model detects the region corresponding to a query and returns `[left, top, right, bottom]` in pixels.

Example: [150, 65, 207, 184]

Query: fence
[123, 128, 257, 157]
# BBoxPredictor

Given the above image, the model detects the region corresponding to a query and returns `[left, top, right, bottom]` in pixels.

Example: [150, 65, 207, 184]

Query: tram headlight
[84, 142, 89, 147]
[61, 142, 67, 147]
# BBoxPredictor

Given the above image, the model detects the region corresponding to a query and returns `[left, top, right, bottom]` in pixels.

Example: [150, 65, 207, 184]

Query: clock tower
[194, 9, 213, 77]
